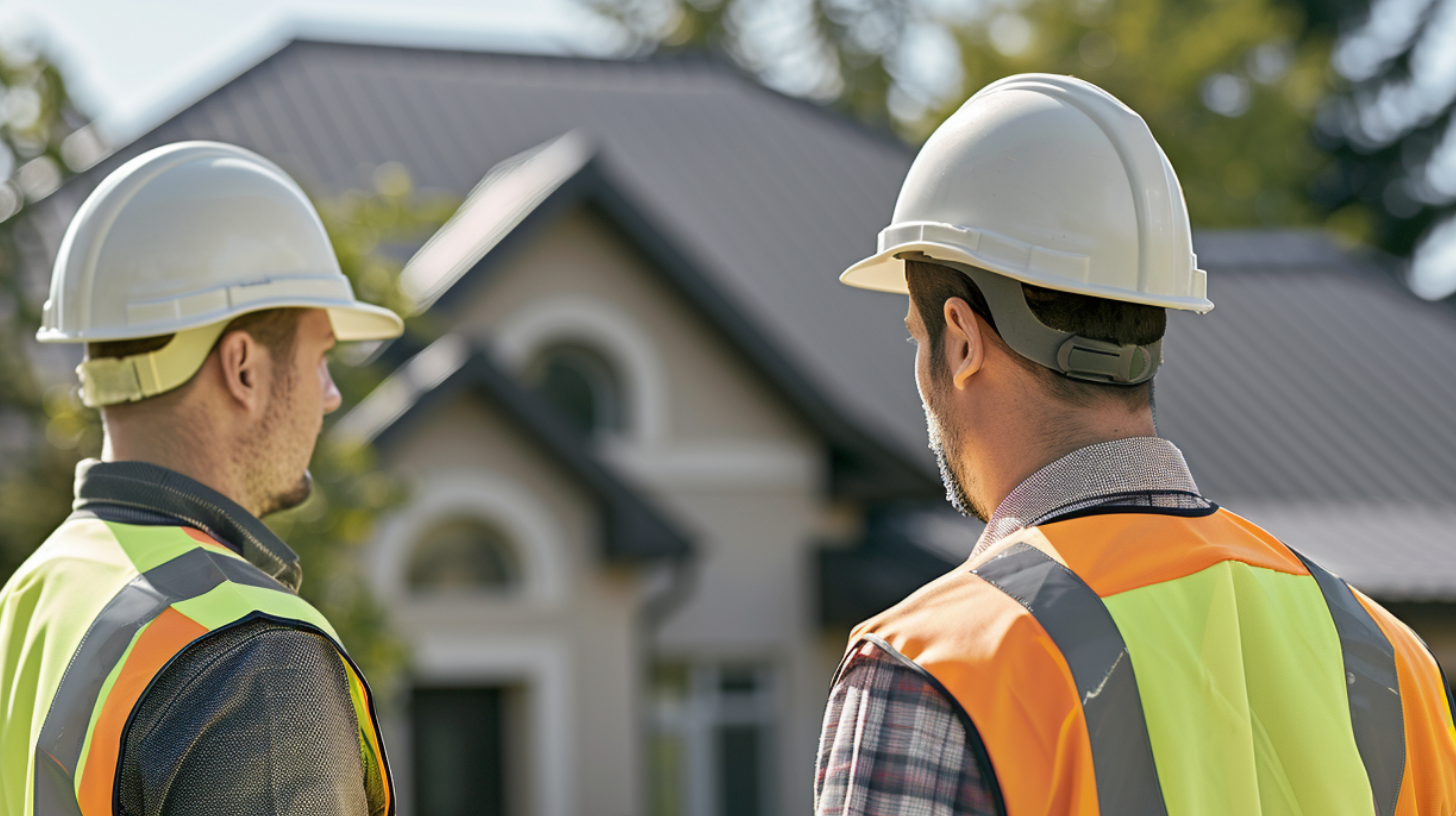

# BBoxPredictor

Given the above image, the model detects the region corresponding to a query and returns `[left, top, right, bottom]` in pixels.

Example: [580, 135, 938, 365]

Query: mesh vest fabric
[116, 619, 378, 816]
[848, 509, 1456, 816]
[0, 517, 392, 816]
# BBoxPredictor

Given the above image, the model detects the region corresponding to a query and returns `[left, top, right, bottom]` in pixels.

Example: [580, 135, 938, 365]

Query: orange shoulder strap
[851, 532, 1162, 816]
[1355, 589, 1456, 816]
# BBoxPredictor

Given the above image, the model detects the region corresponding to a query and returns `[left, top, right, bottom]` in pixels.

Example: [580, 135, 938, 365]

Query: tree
[0, 39, 90, 580]
[1310, 0, 1456, 299]
[587, 0, 1336, 229]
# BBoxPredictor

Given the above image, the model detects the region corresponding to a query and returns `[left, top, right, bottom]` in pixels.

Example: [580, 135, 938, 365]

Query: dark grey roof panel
[1159, 238, 1456, 504]
[1192, 229, 1350, 268]
[818, 539, 956, 627]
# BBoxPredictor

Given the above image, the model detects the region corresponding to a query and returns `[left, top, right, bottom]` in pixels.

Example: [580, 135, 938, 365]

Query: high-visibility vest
[847, 508, 1456, 816]
[0, 515, 393, 816]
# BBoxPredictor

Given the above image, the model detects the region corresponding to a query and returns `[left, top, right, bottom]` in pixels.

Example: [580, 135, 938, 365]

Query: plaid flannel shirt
[814, 438, 1211, 816]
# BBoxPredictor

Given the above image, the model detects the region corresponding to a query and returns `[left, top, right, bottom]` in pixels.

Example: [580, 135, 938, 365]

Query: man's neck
[102, 426, 255, 517]
[976, 408, 1157, 517]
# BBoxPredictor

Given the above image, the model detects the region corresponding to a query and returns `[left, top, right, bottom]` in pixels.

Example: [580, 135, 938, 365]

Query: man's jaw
[924, 399, 986, 522]
[258, 470, 314, 518]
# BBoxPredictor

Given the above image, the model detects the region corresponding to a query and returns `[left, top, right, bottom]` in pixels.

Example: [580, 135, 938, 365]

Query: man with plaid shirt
[816, 73, 1456, 815]
[815, 440, 1211, 814]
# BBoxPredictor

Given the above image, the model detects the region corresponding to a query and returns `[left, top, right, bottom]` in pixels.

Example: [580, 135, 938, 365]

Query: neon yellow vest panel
[0, 517, 393, 816]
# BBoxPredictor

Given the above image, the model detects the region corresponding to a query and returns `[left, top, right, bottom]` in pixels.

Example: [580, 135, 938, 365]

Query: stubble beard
[258, 468, 313, 518]
[246, 374, 316, 518]
[924, 378, 991, 523]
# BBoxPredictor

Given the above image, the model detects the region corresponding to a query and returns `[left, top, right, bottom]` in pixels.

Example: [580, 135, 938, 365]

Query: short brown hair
[86, 309, 304, 386]
[905, 259, 1165, 409]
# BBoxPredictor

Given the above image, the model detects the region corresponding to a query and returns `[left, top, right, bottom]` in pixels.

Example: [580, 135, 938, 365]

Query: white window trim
[652, 662, 779, 816]
[492, 296, 668, 445]
[370, 471, 569, 609]
[411, 635, 576, 816]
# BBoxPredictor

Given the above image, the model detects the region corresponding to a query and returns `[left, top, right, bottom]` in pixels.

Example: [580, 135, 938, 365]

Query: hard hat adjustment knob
[1056, 336, 1159, 385]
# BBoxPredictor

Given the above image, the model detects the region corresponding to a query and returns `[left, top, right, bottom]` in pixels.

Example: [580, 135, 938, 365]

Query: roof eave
[349, 341, 694, 563]
[409, 152, 940, 503]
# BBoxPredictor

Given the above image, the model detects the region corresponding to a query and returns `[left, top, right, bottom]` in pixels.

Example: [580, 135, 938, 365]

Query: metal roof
[19, 39, 1456, 596]
[1161, 231, 1456, 505]
[376, 133, 936, 500]
[22, 39, 930, 469]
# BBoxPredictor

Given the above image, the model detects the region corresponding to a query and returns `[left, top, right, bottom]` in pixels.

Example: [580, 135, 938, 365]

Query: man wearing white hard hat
[0, 142, 400, 816]
[815, 75, 1456, 815]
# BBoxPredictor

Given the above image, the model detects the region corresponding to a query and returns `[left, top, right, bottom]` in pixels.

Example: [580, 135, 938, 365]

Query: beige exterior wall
[376, 203, 854, 816]
[369, 393, 648, 816]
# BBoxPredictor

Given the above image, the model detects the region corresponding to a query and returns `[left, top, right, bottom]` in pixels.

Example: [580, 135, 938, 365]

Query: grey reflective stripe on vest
[1288, 549, 1405, 816]
[973, 542, 1168, 816]
[33, 546, 290, 815]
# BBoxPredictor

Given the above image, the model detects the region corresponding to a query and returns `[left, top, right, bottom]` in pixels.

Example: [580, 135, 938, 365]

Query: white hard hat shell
[40, 141, 403, 343]
[841, 74, 1212, 313]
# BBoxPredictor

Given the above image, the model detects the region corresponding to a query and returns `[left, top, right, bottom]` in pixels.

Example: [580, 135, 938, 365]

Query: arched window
[523, 343, 624, 438]
[407, 517, 520, 595]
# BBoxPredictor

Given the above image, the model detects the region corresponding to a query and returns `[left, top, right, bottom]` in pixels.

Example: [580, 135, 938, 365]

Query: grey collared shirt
[976, 436, 1208, 553]
[815, 437, 1212, 816]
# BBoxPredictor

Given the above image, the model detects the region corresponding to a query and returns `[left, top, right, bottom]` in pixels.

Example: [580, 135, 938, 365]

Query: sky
[0, 0, 620, 141]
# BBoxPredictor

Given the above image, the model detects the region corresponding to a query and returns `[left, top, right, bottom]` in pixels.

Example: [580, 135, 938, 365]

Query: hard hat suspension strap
[77, 321, 231, 408]
[938, 259, 1162, 386]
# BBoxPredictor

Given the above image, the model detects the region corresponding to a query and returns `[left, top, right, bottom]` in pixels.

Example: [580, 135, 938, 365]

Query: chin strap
[928, 257, 1162, 386]
[77, 322, 230, 407]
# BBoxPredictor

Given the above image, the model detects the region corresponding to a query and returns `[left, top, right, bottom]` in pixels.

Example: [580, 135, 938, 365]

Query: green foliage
[592, 0, 908, 127]
[0, 41, 88, 581]
[589, 0, 1335, 228]
[1310, 0, 1456, 297]
[317, 161, 460, 335]
[933, 0, 1331, 228]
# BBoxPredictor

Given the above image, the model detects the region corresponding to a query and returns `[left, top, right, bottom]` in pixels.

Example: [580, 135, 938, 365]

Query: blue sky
[0, 0, 619, 141]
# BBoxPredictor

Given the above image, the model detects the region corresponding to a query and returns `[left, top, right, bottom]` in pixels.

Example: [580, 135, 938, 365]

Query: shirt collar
[975, 437, 1202, 552]
[72, 458, 303, 591]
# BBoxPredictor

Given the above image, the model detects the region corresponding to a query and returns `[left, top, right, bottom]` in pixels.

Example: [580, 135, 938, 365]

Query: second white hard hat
[841, 74, 1212, 314]
[39, 141, 405, 406]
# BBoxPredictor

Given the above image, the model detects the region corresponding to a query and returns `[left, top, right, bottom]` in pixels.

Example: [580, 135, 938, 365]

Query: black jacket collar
[72, 458, 303, 591]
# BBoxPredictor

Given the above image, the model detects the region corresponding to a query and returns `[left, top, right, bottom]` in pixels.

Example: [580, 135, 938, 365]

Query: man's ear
[943, 297, 986, 390]
[214, 330, 266, 411]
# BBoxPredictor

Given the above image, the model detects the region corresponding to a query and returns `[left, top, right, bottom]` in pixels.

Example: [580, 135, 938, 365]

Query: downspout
[637, 550, 699, 815]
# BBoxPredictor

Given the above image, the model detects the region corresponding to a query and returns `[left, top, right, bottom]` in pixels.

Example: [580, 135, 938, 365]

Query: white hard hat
[841, 74, 1210, 385]
[842, 74, 1211, 313]
[39, 141, 404, 406]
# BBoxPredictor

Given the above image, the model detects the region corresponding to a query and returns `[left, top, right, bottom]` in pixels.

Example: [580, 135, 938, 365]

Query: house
[19, 38, 1456, 816]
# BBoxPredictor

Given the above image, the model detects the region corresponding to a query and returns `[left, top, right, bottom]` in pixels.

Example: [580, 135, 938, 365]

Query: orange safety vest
[846, 508, 1456, 816]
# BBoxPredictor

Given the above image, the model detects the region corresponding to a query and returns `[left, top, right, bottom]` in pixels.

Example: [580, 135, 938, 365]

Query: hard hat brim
[38, 293, 406, 343]
[840, 240, 1214, 313]
[327, 302, 405, 342]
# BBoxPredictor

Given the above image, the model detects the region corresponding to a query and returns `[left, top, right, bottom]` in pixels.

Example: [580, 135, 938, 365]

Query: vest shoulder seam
[856, 633, 1008, 816]
[126, 618, 341, 738]
[1037, 502, 1222, 527]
